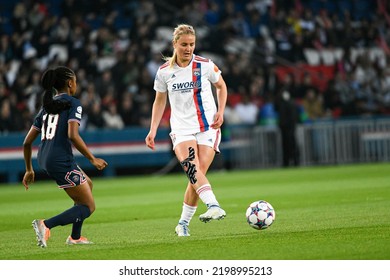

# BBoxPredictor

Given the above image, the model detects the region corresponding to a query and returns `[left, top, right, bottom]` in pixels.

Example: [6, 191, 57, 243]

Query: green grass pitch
[0, 163, 389, 260]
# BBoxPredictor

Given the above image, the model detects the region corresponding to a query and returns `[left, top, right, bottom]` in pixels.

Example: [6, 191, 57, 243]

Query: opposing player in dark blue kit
[22, 66, 108, 247]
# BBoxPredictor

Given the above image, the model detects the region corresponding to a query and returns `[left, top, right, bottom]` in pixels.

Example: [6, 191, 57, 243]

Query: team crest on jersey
[193, 68, 201, 76]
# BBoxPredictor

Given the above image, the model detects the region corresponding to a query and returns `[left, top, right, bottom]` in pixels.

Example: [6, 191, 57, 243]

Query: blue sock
[44, 205, 91, 229]
[71, 203, 84, 240]
[71, 220, 84, 240]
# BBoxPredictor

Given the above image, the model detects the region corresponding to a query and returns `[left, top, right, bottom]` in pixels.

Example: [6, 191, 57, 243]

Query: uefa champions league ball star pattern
[246, 200, 275, 230]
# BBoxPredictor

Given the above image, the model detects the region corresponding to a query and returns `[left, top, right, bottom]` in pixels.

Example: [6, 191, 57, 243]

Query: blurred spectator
[25, 70, 42, 114]
[275, 90, 299, 167]
[138, 102, 152, 128]
[295, 72, 316, 100]
[10, 71, 29, 105]
[373, 67, 390, 113]
[356, 82, 380, 116]
[28, 2, 46, 29]
[11, 3, 29, 35]
[96, 69, 116, 99]
[52, 17, 71, 45]
[111, 50, 140, 94]
[80, 82, 100, 114]
[87, 100, 105, 130]
[0, 98, 23, 133]
[0, 82, 9, 102]
[258, 94, 277, 126]
[290, 34, 307, 63]
[276, 72, 297, 99]
[146, 52, 163, 80]
[274, 25, 293, 60]
[75, 68, 89, 94]
[0, 35, 14, 63]
[334, 71, 354, 108]
[263, 65, 278, 95]
[353, 53, 377, 85]
[102, 102, 124, 130]
[323, 78, 343, 118]
[248, 75, 266, 107]
[253, 27, 276, 65]
[224, 96, 241, 125]
[300, 8, 315, 33]
[205, 1, 222, 27]
[101, 85, 117, 109]
[119, 92, 139, 126]
[222, 53, 245, 92]
[301, 88, 325, 121]
[335, 47, 354, 78]
[235, 94, 259, 124]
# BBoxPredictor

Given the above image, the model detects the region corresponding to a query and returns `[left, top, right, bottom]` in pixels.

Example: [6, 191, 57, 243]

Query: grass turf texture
[0, 163, 389, 260]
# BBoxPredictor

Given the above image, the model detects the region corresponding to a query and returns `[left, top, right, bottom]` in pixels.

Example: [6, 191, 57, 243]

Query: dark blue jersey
[33, 93, 82, 173]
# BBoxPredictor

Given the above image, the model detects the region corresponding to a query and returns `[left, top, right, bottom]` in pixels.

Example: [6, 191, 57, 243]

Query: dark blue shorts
[46, 164, 87, 189]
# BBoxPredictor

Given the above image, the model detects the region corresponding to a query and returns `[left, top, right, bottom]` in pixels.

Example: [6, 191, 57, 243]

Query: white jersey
[154, 54, 221, 135]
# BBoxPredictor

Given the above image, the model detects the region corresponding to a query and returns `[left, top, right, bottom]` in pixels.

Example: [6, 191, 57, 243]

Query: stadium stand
[1, 0, 390, 182]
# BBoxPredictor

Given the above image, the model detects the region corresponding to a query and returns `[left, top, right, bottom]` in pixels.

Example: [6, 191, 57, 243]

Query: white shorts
[169, 128, 221, 153]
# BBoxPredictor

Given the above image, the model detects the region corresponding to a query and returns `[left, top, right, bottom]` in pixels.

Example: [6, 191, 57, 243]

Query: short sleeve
[68, 99, 82, 124]
[208, 61, 221, 84]
[153, 69, 167, 93]
[32, 109, 44, 132]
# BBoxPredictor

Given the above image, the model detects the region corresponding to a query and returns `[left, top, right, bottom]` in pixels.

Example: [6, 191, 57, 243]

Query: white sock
[196, 184, 219, 208]
[179, 203, 197, 225]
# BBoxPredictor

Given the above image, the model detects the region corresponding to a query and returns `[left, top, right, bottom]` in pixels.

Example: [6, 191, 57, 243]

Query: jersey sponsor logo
[172, 80, 201, 91]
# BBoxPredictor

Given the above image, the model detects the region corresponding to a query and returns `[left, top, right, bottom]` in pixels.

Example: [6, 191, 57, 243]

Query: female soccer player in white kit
[145, 24, 228, 236]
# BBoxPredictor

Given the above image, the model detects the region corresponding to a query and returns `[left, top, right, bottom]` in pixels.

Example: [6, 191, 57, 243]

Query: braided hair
[41, 66, 74, 114]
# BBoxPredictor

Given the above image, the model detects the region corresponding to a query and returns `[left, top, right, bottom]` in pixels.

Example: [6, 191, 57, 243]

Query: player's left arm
[22, 127, 40, 190]
[68, 121, 108, 170]
[211, 75, 227, 129]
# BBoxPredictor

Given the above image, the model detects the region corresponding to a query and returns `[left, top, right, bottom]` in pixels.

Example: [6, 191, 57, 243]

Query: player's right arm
[145, 91, 167, 150]
[22, 127, 40, 190]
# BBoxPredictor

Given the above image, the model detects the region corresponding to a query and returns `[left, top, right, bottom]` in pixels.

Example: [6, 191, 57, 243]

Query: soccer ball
[246, 200, 275, 230]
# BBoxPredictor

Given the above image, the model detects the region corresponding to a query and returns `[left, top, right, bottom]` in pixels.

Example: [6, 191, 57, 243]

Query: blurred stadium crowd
[0, 0, 389, 134]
